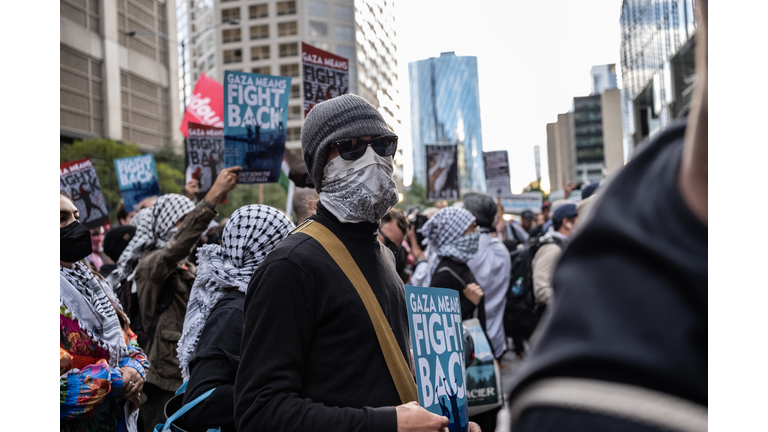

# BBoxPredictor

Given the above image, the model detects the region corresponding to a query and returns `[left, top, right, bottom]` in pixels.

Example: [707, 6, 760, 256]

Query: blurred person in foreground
[234, 95, 457, 432]
[508, 2, 707, 430]
[175, 205, 295, 432]
[60, 192, 149, 432]
[531, 203, 578, 306]
[114, 167, 241, 431]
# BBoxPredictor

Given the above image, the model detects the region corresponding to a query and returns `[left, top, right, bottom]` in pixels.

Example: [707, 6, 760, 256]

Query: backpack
[503, 236, 566, 356]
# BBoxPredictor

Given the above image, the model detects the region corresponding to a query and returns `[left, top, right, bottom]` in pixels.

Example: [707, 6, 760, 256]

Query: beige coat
[531, 243, 563, 305]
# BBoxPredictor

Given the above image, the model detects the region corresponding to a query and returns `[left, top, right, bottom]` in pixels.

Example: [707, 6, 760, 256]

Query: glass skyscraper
[409, 52, 485, 195]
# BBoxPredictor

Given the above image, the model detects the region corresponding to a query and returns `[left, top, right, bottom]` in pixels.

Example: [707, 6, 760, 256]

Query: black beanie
[103, 225, 137, 263]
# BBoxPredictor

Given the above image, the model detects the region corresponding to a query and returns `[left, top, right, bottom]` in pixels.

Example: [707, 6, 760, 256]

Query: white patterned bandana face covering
[319, 146, 399, 224]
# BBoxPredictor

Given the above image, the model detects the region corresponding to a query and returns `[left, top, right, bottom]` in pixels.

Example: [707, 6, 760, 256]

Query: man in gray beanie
[235, 94, 454, 432]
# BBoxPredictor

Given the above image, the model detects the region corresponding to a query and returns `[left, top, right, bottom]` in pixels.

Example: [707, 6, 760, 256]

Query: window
[308, 21, 328, 37]
[250, 24, 269, 39]
[311, 40, 331, 51]
[278, 21, 297, 36]
[286, 126, 302, 141]
[276, 1, 296, 16]
[288, 105, 302, 120]
[334, 5, 353, 21]
[335, 25, 353, 42]
[279, 42, 298, 58]
[290, 83, 300, 99]
[222, 28, 241, 43]
[221, 7, 240, 22]
[207, 54, 214, 69]
[280, 64, 300, 78]
[308, 1, 326, 17]
[252, 66, 271, 75]
[251, 45, 270, 61]
[336, 45, 355, 60]
[223, 49, 242, 64]
[249, 4, 267, 19]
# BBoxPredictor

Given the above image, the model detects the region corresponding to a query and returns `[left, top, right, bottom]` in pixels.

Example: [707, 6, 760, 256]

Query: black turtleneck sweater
[234, 203, 411, 432]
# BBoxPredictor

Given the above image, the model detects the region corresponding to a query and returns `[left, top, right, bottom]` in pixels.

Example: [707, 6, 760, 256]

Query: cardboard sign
[302, 42, 349, 117]
[426, 144, 459, 201]
[186, 122, 225, 200]
[499, 192, 543, 214]
[483, 151, 512, 198]
[114, 154, 161, 212]
[180, 72, 225, 138]
[223, 70, 291, 183]
[60, 158, 110, 229]
[405, 285, 469, 432]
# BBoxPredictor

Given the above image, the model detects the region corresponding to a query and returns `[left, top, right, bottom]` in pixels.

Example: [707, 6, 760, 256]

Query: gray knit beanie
[301, 94, 393, 193]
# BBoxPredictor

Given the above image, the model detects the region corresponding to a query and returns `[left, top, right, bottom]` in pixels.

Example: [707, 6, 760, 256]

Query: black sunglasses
[332, 134, 398, 161]
[378, 228, 401, 253]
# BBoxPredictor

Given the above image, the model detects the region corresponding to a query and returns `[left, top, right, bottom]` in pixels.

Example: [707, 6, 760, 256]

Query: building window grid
[223, 49, 242, 64]
[280, 64, 300, 78]
[279, 42, 298, 58]
[221, 7, 240, 22]
[120, 71, 170, 148]
[60, 48, 104, 135]
[249, 4, 268, 19]
[116, 0, 168, 63]
[251, 45, 270, 61]
[276, 1, 296, 16]
[278, 21, 298, 37]
[222, 28, 241, 43]
[250, 24, 269, 40]
[61, 0, 101, 34]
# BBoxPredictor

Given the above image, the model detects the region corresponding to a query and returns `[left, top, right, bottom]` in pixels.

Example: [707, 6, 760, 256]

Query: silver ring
[130, 381, 135, 386]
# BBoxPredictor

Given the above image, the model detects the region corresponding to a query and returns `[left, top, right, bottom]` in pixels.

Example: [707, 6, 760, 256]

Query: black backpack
[503, 236, 565, 356]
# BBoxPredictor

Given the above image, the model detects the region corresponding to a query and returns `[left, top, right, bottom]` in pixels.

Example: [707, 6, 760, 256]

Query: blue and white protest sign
[405, 285, 469, 432]
[223, 70, 291, 183]
[114, 154, 160, 212]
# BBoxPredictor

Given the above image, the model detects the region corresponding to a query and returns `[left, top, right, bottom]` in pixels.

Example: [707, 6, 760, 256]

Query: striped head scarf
[420, 207, 479, 283]
[177, 205, 295, 380]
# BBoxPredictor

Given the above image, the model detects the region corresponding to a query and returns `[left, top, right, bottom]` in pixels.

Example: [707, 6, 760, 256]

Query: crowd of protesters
[60, 3, 706, 430]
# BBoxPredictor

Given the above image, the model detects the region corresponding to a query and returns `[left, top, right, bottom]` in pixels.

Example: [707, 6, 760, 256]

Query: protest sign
[547, 188, 581, 203]
[302, 42, 349, 117]
[426, 144, 459, 201]
[223, 70, 291, 183]
[483, 151, 512, 198]
[463, 318, 502, 416]
[60, 158, 110, 229]
[114, 154, 161, 212]
[186, 122, 225, 200]
[499, 192, 543, 214]
[180, 72, 224, 138]
[405, 285, 469, 432]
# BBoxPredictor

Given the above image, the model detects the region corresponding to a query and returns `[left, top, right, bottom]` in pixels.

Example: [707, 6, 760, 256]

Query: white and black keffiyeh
[115, 194, 196, 282]
[420, 207, 478, 284]
[60, 261, 128, 369]
[177, 205, 295, 380]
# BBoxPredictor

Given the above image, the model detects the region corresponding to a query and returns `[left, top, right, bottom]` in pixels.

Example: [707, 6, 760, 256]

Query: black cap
[103, 225, 137, 262]
[521, 210, 534, 219]
[581, 183, 600, 200]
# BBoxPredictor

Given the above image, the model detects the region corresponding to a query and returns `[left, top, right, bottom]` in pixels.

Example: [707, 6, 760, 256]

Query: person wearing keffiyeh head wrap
[59, 192, 150, 432]
[172, 205, 294, 431]
[118, 166, 242, 432]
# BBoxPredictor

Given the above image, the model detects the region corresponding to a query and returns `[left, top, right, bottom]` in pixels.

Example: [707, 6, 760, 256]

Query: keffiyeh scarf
[115, 194, 196, 283]
[177, 205, 295, 380]
[420, 207, 479, 285]
[60, 261, 127, 369]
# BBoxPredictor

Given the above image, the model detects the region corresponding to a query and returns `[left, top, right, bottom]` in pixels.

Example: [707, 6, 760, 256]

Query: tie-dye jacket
[60, 306, 151, 432]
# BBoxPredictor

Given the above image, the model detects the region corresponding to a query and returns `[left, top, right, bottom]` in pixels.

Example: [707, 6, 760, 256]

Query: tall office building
[620, 0, 698, 159]
[547, 65, 623, 190]
[61, 0, 182, 151]
[179, 0, 400, 158]
[409, 52, 485, 195]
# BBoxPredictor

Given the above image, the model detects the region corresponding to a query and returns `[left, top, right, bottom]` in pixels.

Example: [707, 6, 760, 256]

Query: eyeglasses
[332, 134, 398, 161]
[378, 228, 401, 253]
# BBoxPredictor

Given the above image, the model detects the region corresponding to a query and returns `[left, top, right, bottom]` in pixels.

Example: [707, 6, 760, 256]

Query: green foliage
[216, 183, 291, 220]
[60, 138, 186, 222]
[523, 178, 548, 201]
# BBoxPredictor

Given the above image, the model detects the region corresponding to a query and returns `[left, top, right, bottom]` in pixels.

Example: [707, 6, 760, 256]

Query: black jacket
[234, 203, 411, 432]
[430, 257, 486, 327]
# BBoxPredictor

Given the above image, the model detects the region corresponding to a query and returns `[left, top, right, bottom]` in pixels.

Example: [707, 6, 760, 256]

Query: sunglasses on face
[378, 228, 400, 253]
[332, 134, 398, 161]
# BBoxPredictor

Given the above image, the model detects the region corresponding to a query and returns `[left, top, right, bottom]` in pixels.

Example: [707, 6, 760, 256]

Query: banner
[302, 42, 349, 117]
[224, 70, 291, 183]
[499, 192, 543, 214]
[60, 158, 110, 229]
[186, 122, 225, 201]
[426, 144, 459, 201]
[114, 154, 161, 212]
[463, 318, 502, 416]
[180, 71, 225, 138]
[405, 285, 469, 432]
[483, 151, 512, 198]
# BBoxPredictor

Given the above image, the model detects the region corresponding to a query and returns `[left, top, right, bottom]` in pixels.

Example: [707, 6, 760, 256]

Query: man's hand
[184, 179, 200, 201]
[396, 401, 449, 432]
[463, 282, 484, 306]
[203, 167, 242, 208]
[563, 181, 576, 199]
[468, 422, 482, 432]
[119, 366, 144, 400]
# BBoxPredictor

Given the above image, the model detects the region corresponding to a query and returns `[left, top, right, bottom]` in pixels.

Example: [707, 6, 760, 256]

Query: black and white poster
[426, 144, 459, 201]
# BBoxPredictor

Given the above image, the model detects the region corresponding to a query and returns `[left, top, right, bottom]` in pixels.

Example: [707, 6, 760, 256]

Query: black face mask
[61, 220, 93, 263]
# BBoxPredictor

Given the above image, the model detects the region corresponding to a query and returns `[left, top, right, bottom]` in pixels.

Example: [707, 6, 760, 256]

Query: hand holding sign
[395, 401, 449, 432]
[204, 166, 242, 207]
[463, 283, 484, 306]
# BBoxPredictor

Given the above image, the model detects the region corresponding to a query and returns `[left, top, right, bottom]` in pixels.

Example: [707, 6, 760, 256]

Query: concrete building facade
[546, 113, 576, 192]
[61, 0, 182, 151]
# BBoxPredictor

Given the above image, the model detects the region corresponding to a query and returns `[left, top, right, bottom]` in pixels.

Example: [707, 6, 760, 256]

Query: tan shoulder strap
[294, 220, 418, 404]
[510, 378, 708, 432]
